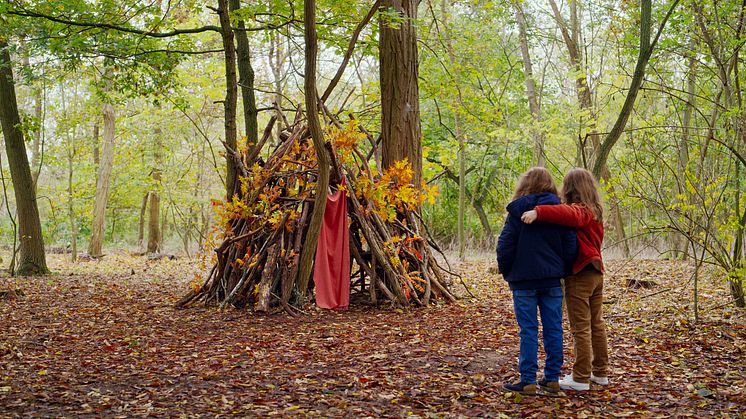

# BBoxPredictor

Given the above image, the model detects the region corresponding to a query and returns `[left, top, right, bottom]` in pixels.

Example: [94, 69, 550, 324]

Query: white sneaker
[559, 374, 590, 391]
[590, 373, 609, 385]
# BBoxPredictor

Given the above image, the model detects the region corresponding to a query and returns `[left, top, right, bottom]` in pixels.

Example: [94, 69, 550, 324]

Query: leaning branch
[320, 0, 381, 103]
[8, 9, 221, 37]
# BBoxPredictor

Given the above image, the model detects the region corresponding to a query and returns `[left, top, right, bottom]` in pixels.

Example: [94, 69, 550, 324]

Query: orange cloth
[313, 183, 350, 310]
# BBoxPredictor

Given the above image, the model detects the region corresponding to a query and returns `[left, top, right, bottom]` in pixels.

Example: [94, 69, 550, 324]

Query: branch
[320, 0, 380, 103]
[8, 9, 221, 37]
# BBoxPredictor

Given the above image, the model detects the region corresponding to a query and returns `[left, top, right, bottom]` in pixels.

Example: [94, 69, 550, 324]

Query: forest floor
[1, 252, 745, 417]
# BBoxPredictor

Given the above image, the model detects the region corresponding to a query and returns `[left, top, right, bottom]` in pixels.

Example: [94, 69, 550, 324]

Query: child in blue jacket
[496, 167, 577, 395]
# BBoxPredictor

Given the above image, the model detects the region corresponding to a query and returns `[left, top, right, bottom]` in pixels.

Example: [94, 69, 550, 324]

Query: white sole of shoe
[590, 375, 609, 385]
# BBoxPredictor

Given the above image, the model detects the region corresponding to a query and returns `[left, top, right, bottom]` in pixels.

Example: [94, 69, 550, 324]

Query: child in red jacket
[521, 168, 609, 391]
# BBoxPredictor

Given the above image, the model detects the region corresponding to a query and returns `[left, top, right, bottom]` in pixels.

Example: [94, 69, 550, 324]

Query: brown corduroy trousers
[565, 269, 609, 383]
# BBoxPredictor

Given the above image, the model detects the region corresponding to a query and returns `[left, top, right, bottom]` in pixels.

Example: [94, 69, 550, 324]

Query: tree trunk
[138, 192, 148, 247]
[147, 106, 163, 253]
[217, 0, 239, 199]
[548, 0, 630, 257]
[440, 0, 466, 260]
[380, 0, 422, 186]
[513, 0, 545, 167]
[93, 121, 100, 167]
[297, 0, 332, 298]
[21, 42, 43, 191]
[548, 0, 599, 166]
[229, 0, 259, 150]
[88, 100, 116, 258]
[160, 205, 168, 250]
[68, 140, 77, 262]
[0, 40, 48, 275]
[673, 45, 697, 259]
[732, 164, 745, 308]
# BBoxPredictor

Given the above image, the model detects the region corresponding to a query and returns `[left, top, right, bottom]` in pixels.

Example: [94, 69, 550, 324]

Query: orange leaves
[353, 158, 440, 223]
[327, 120, 366, 165]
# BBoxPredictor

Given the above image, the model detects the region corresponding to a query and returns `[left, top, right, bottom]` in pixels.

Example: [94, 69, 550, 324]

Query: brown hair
[512, 167, 558, 200]
[561, 168, 603, 221]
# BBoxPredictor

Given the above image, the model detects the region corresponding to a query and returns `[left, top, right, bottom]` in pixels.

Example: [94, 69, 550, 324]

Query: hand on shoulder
[521, 210, 537, 224]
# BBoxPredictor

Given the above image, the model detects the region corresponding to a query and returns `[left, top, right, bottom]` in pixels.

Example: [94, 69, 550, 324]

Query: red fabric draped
[313, 183, 350, 310]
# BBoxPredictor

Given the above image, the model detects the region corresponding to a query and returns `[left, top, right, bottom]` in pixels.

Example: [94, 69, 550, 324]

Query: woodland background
[1, 0, 743, 284]
[1, 0, 746, 415]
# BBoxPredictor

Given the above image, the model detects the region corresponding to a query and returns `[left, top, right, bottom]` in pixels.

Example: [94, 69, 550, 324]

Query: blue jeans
[512, 286, 564, 384]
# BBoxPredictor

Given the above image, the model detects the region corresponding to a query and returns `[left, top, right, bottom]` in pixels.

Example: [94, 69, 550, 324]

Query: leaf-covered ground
[1, 253, 745, 417]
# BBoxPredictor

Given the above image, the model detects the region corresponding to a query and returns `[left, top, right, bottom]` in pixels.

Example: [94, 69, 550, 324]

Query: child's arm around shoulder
[533, 203, 594, 228]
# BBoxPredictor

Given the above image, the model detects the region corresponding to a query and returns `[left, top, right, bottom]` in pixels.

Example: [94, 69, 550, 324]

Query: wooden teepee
[176, 109, 460, 314]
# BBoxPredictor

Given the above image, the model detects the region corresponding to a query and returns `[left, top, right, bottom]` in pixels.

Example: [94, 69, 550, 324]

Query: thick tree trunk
[0, 41, 48, 275]
[513, 0, 545, 167]
[380, 0, 422, 186]
[21, 44, 43, 191]
[297, 0, 331, 298]
[229, 0, 259, 149]
[217, 0, 239, 199]
[88, 101, 116, 257]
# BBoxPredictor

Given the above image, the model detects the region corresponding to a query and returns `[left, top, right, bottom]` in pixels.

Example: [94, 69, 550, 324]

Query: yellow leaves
[327, 120, 367, 165]
[353, 158, 439, 222]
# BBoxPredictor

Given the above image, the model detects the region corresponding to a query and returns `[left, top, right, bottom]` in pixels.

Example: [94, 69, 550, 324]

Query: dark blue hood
[506, 193, 561, 217]
[497, 192, 577, 290]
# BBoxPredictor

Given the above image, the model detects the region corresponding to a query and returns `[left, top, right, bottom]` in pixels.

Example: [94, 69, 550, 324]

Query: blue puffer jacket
[496, 193, 577, 290]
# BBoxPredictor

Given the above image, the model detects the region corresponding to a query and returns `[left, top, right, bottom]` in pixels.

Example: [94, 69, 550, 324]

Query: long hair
[512, 167, 558, 201]
[561, 168, 603, 221]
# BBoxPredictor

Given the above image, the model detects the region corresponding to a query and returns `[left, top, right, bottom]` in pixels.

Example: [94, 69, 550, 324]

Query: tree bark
[88, 99, 116, 258]
[68, 138, 77, 262]
[138, 192, 149, 247]
[513, 0, 545, 167]
[380, 0, 423, 185]
[147, 106, 163, 253]
[297, 0, 332, 298]
[217, 0, 239, 199]
[228, 0, 259, 150]
[20, 42, 43, 191]
[92, 120, 100, 167]
[0, 40, 49, 275]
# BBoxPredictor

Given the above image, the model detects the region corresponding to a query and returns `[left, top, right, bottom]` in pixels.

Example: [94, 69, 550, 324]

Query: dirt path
[1, 255, 744, 417]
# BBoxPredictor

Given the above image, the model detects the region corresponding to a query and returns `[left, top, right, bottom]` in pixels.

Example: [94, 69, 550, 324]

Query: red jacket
[534, 204, 604, 274]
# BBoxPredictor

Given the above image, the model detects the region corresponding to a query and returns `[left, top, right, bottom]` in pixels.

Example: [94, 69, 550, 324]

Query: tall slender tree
[88, 91, 116, 257]
[0, 40, 48, 275]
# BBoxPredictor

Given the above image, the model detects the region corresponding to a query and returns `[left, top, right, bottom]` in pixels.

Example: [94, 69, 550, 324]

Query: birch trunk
[88, 101, 116, 257]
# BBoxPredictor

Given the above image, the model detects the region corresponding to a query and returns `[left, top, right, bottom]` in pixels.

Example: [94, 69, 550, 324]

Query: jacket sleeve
[535, 204, 594, 228]
[561, 227, 578, 276]
[496, 215, 520, 277]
